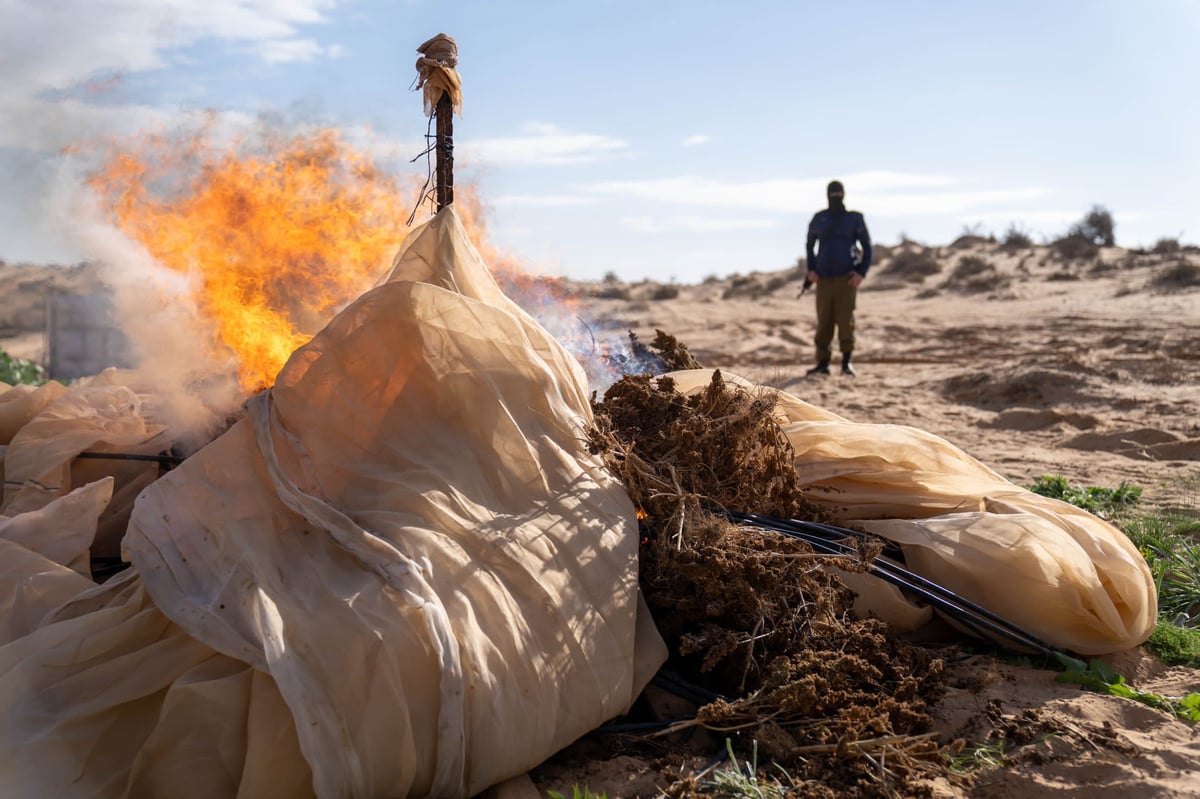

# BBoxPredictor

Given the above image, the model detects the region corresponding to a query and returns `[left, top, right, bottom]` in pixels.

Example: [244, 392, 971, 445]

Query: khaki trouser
[813, 274, 857, 362]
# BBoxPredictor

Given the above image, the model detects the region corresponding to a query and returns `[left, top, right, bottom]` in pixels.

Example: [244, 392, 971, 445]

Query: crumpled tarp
[667, 370, 1158, 655]
[0, 207, 666, 798]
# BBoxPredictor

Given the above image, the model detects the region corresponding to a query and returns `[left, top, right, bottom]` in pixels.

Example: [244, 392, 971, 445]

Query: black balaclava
[827, 180, 846, 213]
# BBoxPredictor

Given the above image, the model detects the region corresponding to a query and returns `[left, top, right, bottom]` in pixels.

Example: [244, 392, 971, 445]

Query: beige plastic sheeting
[668, 370, 1157, 655]
[0, 206, 665, 798]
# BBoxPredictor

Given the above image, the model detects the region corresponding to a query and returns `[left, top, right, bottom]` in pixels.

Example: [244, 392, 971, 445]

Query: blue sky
[1, 0, 1197, 283]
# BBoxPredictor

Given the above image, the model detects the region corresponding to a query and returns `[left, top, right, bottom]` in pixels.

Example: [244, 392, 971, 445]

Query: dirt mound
[1061, 429, 1200, 462]
[942, 367, 1090, 410]
[984, 409, 1099, 432]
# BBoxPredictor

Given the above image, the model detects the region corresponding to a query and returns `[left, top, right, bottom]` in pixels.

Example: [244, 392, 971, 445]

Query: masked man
[804, 180, 873, 376]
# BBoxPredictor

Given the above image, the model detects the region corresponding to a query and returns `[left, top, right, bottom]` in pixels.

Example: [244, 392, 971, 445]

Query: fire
[88, 127, 424, 390]
[84, 123, 622, 394]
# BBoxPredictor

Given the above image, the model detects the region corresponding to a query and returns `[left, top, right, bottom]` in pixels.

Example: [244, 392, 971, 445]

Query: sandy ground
[580, 242, 1200, 514]
[4, 242, 1200, 797]
[560, 240, 1200, 797]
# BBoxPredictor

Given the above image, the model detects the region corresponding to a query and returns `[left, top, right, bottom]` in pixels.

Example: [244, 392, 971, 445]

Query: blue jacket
[806, 209, 873, 278]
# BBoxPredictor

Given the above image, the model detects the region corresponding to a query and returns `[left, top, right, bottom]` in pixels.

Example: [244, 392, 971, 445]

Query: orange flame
[88, 128, 425, 390]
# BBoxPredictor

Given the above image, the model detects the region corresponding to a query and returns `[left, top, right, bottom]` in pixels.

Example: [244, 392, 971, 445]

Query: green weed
[946, 739, 1010, 773]
[1122, 513, 1200, 626]
[0, 350, 47, 386]
[547, 786, 607, 799]
[1054, 654, 1200, 722]
[1144, 622, 1200, 668]
[1027, 475, 1142, 518]
[702, 740, 791, 799]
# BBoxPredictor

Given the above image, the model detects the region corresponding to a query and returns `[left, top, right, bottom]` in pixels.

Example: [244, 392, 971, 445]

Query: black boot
[841, 353, 856, 377]
[806, 360, 831, 376]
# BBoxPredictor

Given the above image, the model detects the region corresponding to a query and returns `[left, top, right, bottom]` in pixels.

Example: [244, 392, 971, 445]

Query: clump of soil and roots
[579, 344, 959, 797]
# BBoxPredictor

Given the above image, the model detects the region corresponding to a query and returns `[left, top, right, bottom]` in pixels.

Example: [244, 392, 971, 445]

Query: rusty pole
[435, 92, 454, 210]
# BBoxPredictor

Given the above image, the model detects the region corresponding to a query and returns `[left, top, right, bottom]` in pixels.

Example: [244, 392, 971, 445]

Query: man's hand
[806, 270, 818, 284]
[848, 272, 864, 289]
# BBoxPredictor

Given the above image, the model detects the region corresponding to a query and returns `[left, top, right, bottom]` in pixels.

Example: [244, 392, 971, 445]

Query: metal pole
[435, 92, 454, 210]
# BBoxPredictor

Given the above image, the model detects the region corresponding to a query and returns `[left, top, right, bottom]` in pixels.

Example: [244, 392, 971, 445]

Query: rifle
[800, 276, 813, 296]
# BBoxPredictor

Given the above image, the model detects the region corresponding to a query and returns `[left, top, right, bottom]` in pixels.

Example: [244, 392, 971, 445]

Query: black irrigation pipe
[75, 451, 185, 466]
[594, 719, 680, 734]
[733, 510, 1062, 658]
[733, 509, 1061, 654]
[724, 509, 1067, 660]
[652, 669, 725, 706]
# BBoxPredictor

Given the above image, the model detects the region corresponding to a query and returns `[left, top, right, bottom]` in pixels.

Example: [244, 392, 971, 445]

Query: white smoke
[48, 162, 248, 452]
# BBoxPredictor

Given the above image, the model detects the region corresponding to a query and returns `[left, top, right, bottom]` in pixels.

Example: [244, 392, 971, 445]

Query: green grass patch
[0, 350, 47, 386]
[1144, 622, 1200, 668]
[1122, 513, 1200, 627]
[1027, 474, 1142, 518]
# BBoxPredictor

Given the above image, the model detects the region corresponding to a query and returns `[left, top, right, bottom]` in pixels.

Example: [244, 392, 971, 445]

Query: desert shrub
[950, 233, 992, 250]
[884, 248, 942, 282]
[872, 243, 892, 262]
[945, 255, 1006, 294]
[951, 255, 992, 279]
[1001, 225, 1035, 249]
[1152, 238, 1182, 255]
[649, 283, 680, 301]
[1088, 258, 1120, 277]
[602, 270, 620, 284]
[1067, 205, 1116, 247]
[722, 274, 760, 300]
[593, 284, 631, 300]
[702, 273, 721, 285]
[0, 350, 46, 386]
[1153, 260, 1200, 290]
[763, 275, 788, 293]
[1051, 234, 1099, 261]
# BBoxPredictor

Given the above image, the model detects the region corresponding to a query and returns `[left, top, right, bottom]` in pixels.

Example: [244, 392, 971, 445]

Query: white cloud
[620, 215, 777, 234]
[588, 172, 1048, 216]
[681, 134, 710, 147]
[0, 0, 344, 153]
[966, 210, 1082, 226]
[490, 194, 599, 208]
[1, 1, 340, 96]
[257, 38, 326, 64]
[867, 188, 1050, 216]
[462, 122, 628, 166]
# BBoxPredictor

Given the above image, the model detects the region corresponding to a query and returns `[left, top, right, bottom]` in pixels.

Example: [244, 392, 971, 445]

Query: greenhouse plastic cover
[0, 208, 665, 798]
